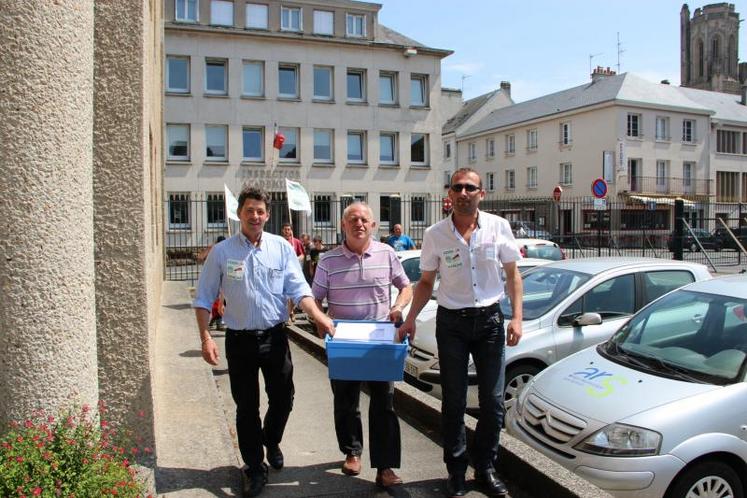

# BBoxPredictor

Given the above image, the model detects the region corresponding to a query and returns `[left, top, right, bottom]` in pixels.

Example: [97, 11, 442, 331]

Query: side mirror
[573, 312, 602, 327]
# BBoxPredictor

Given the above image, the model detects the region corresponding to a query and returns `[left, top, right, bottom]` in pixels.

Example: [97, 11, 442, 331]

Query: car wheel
[666, 461, 743, 498]
[504, 364, 541, 413]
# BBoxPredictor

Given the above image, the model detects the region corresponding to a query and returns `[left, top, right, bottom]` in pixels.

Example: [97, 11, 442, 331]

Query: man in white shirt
[399, 168, 523, 498]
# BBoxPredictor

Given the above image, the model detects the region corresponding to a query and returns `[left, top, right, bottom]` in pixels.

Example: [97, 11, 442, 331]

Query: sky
[376, 0, 747, 103]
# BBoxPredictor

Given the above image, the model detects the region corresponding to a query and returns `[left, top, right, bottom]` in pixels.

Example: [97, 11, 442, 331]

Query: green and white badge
[226, 259, 245, 281]
[442, 248, 463, 269]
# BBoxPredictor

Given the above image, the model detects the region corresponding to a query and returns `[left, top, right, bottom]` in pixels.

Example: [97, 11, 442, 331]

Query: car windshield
[400, 256, 421, 283]
[500, 268, 591, 320]
[602, 290, 747, 385]
[523, 244, 562, 261]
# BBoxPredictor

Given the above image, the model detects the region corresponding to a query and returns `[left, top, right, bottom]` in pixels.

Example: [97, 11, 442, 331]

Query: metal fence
[164, 195, 747, 282]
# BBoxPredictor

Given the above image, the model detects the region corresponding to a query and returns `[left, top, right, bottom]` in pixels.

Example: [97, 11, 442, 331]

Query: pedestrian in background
[281, 223, 305, 322]
[387, 224, 416, 251]
[193, 186, 334, 497]
[312, 202, 413, 490]
[399, 168, 523, 498]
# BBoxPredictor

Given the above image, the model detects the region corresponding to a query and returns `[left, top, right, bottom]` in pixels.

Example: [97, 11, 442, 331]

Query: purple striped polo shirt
[312, 240, 410, 321]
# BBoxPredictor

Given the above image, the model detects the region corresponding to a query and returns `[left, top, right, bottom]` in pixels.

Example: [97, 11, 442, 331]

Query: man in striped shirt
[312, 202, 412, 489]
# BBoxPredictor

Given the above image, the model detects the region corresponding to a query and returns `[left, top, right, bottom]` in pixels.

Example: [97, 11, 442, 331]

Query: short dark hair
[281, 222, 292, 229]
[450, 167, 482, 188]
[215, 236, 226, 243]
[237, 185, 270, 214]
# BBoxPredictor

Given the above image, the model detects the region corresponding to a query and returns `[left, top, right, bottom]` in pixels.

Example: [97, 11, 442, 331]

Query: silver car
[404, 258, 712, 411]
[507, 274, 747, 498]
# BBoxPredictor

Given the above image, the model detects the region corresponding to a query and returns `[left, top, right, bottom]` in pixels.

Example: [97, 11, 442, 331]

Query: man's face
[393, 224, 403, 236]
[281, 225, 293, 239]
[448, 171, 484, 216]
[238, 199, 269, 239]
[342, 205, 375, 245]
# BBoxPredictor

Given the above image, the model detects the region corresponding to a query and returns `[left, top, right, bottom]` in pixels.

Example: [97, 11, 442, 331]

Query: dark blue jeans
[435, 305, 505, 476]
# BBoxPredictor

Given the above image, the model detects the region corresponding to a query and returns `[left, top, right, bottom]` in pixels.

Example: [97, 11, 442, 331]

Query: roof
[442, 89, 503, 135]
[682, 274, 747, 299]
[373, 24, 452, 56]
[540, 257, 709, 276]
[463, 73, 718, 138]
[677, 86, 747, 124]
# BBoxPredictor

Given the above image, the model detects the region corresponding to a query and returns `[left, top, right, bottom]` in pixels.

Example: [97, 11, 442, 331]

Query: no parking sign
[591, 178, 608, 199]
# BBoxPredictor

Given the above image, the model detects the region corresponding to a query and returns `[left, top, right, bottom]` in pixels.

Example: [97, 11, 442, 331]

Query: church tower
[680, 3, 743, 94]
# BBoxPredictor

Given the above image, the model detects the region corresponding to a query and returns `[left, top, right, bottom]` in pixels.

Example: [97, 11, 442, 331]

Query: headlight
[575, 423, 661, 457]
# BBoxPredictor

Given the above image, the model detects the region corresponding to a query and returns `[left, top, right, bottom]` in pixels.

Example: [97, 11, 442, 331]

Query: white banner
[617, 140, 626, 173]
[224, 184, 240, 221]
[285, 178, 312, 213]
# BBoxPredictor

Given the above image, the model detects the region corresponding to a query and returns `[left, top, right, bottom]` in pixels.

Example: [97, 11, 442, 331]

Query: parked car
[404, 258, 712, 411]
[667, 228, 723, 252]
[507, 274, 747, 498]
[514, 238, 565, 261]
[510, 220, 552, 240]
[713, 225, 747, 250]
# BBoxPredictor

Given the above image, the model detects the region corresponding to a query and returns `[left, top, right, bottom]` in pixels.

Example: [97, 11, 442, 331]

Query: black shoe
[445, 474, 466, 497]
[242, 464, 268, 497]
[266, 445, 284, 470]
[474, 469, 508, 497]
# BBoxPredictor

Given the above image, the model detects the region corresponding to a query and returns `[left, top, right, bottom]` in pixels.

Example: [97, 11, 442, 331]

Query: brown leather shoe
[375, 468, 403, 488]
[341, 454, 361, 476]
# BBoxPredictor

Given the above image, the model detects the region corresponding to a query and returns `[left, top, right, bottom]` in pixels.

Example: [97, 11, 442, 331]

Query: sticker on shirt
[226, 259, 245, 281]
[442, 248, 463, 269]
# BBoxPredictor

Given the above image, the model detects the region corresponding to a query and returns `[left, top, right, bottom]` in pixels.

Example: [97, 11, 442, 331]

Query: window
[246, 3, 268, 28]
[717, 171, 740, 201]
[168, 193, 191, 229]
[717, 130, 740, 154]
[486, 138, 495, 158]
[313, 129, 333, 162]
[486, 172, 495, 192]
[346, 13, 365, 37]
[242, 127, 263, 161]
[527, 166, 538, 188]
[527, 128, 538, 150]
[655, 116, 670, 141]
[379, 71, 397, 105]
[505, 170, 515, 190]
[242, 61, 263, 96]
[278, 64, 299, 98]
[167, 124, 190, 160]
[410, 74, 428, 107]
[313, 66, 333, 100]
[656, 160, 668, 187]
[279, 127, 298, 161]
[314, 194, 332, 225]
[313, 10, 334, 35]
[444, 142, 451, 159]
[560, 122, 572, 145]
[210, 0, 233, 26]
[205, 125, 227, 161]
[347, 69, 366, 102]
[683, 161, 694, 187]
[347, 131, 366, 163]
[207, 192, 226, 227]
[627, 113, 641, 138]
[205, 59, 227, 95]
[560, 162, 572, 185]
[682, 119, 696, 143]
[411, 195, 426, 224]
[175, 0, 198, 22]
[166, 56, 190, 93]
[505, 134, 515, 154]
[281, 6, 301, 31]
[572, 274, 635, 321]
[411, 133, 428, 165]
[468, 142, 476, 162]
[380, 132, 397, 164]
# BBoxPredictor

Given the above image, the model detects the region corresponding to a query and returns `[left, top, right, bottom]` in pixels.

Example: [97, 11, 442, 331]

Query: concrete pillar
[0, 1, 98, 423]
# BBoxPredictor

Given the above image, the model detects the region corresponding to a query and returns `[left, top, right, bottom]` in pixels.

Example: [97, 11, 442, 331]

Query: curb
[286, 324, 609, 498]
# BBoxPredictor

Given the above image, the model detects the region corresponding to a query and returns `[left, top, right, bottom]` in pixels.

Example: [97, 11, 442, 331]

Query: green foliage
[0, 403, 151, 498]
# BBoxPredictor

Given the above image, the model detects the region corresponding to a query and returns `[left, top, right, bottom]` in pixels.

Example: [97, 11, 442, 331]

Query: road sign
[646, 200, 657, 211]
[552, 185, 562, 202]
[591, 178, 608, 199]
[594, 198, 607, 210]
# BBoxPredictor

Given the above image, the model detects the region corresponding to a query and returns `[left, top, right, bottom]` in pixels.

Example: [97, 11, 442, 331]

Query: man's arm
[195, 307, 219, 365]
[299, 296, 335, 338]
[398, 270, 437, 341]
[502, 261, 523, 346]
[388, 284, 413, 324]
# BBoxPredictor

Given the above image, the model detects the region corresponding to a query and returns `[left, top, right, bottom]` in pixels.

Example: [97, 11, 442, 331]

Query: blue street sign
[592, 178, 608, 199]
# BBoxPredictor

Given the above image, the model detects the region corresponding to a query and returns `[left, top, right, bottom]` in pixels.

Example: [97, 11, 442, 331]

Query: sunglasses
[450, 183, 481, 193]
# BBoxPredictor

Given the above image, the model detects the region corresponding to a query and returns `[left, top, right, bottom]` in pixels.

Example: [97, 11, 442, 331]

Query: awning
[628, 195, 696, 207]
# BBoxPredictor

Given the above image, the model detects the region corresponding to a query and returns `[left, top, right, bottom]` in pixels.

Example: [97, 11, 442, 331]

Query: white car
[507, 275, 747, 498]
[514, 238, 565, 261]
[404, 258, 712, 411]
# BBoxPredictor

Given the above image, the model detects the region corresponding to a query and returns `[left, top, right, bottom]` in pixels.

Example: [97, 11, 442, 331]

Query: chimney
[500, 81, 511, 98]
[591, 66, 617, 82]
[742, 84, 747, 105]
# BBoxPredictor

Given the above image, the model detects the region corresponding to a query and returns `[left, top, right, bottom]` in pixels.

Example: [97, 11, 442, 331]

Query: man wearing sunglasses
[399, 168, 523, 497]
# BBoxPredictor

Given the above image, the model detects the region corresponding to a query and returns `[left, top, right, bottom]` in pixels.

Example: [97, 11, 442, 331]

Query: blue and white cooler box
[325, 320, 408, 382]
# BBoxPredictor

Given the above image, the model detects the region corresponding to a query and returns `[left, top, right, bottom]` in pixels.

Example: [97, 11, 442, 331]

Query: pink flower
[15, 456, 23, 463]
[16, 436, 23, 443]
[32, 488, 42, 496]
[24, 420, 33, 429]
[47, 415, 55, 424]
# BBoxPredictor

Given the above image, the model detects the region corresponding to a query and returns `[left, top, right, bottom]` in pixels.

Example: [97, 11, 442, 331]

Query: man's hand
[388, 305, 403, 324]
[202, 337, 219, 365]
[397, 317, 416, 342]
[506, 318, 522, 346]
[315, 313, 335, 339]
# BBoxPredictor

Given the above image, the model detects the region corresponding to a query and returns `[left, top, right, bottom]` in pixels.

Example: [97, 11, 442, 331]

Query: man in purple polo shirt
[312, 202, 413, 489]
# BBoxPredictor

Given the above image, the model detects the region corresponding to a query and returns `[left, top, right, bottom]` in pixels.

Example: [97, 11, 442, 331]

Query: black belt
[227, 322, 284, 336]
[438, 301, 501, 318]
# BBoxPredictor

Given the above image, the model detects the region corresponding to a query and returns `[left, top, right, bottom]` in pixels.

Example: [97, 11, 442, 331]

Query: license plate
[404, 362, 418, 377]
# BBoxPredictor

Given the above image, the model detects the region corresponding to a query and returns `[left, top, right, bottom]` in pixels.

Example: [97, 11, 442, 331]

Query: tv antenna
[617, 32, 625, 73]
[461, 74, 471, 93]
[589, 52, 603, 75]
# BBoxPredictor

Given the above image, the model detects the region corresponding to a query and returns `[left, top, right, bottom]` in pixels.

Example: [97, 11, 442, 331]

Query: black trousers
[225, 326, 294, 472]
[330, 379, 401, 470]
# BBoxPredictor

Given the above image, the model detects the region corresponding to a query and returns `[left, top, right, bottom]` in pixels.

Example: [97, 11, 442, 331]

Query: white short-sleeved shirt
[420, 210, 521, 309]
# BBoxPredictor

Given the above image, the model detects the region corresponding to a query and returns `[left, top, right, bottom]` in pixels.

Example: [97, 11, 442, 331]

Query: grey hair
[342, 201, 374, 221]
